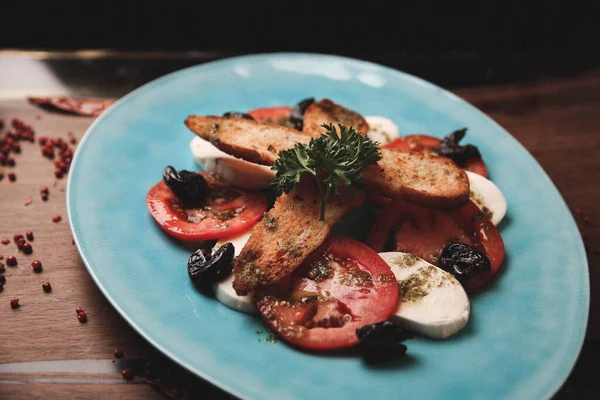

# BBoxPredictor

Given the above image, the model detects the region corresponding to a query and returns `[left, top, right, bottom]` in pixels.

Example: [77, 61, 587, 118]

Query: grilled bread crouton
[185, 115, 469, 209]
[184, 116, 310, 166]
[302, 99, 369, 137]
[363, 150, 470, 209]
[232, 181, 365, 295]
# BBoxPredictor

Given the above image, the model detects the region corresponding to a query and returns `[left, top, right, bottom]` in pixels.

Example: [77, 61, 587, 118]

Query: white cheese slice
[190, 136, 274, 189]
[365, 116, 399, 146]
[379, 251, 470, 339]
[467, 171, 507, 225]
[212, 231, 256, 314]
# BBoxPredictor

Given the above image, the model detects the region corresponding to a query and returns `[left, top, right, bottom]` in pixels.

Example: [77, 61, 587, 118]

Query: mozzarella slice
[378, 252, 470, 339]
[365, 116, 399, 145]
[190, 136, 274, 189]
[213, 231, 256, 314]
[466, 171, 507, 225]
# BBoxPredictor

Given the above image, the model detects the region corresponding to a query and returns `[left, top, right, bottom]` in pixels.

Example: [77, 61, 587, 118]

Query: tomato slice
[367, 200, 504, 293]
[463, 156, 488, 177]
[256, 236, 398, 350]
[384, 134, 488, 178]
[146, 173, 267, 241]
[247, 106, 292, 125]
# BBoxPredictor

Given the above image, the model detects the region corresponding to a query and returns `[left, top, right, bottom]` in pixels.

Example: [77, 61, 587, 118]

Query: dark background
[2, 3, 598, 90]
[2, 3, 597, 53]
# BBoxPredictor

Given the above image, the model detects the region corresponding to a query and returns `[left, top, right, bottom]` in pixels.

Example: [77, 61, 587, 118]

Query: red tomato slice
[384, 134, 488, 178]
[256, 236, 399, 350]
[367, 200, 504, 293]
[247, 106, 292, 125]
[463, 156, 488, 177]
[146, 173, 267, 241]
[384, 135, 441, 152]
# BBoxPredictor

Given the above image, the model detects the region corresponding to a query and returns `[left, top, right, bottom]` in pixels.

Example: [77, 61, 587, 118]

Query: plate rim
[67, 51, 590, 400]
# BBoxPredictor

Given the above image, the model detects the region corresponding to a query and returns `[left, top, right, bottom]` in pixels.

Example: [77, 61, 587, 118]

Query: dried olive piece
[439, 242, 491, 281]
[163, 166, 208, 206]
[437, 128, 481, 166]
[187, 242, 235, 285]
[222, 112, 255, 120]
[356, 321, 413, 343]
[289, 97, 315, 130]
[356, 321, 412, 364]
[359, 340, 408, 364]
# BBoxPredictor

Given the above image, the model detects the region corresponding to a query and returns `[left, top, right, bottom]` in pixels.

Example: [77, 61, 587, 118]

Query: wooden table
[0, 52, 598, 399]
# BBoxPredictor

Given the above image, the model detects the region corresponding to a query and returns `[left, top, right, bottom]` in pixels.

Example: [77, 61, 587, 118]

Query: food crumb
[10, 298, 19, 309]
[113, 349, 124, 359]
[121, 368, 135, 381]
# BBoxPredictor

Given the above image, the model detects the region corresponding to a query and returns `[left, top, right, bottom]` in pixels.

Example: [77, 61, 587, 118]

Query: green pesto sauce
[470, 191, 493, 220]
[397, 265, 454, 302]
[391, 254, 420, 269]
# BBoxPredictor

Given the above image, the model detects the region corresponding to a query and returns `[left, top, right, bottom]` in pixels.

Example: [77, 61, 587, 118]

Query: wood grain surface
[1, 68, 599, 399]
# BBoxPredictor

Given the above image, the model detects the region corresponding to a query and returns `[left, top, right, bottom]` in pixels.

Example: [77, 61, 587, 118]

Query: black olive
[437, 128, 482, 166]
[187, 242, 235, 285]
[163, 166, 208, 206]
[356, 321, 411, 364]
[439, 242, 491, 281]
[356, 321, 413, 343]
[222, 112, 255, 120]
[289, 97, 315, 131]
[359, 340, 408, 364]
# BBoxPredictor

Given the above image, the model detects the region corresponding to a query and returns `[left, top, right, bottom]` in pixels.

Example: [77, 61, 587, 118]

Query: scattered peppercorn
[10, 298, 19, 309]
[77, 311, 88, 323]
[76, 307, 84, 314]
[1, 239, 9, 245]
[42, 282, 52, 293]
[121, 368, 135, 381]
[40, 186, 49, 195]
[26, 231, 34, 241]
[6, 256, 17, 266]
[16, 239, 26, 250]
[15, 233, 25, 242]
[113, 349, 124, 359]
[52, 215, 62, 223]
[22, 243, 32, 254]
[0, 275, 5, 284]
[6, 157, 15, 167]
[8, 172, 16, 182]
[31, 260, 42, 273]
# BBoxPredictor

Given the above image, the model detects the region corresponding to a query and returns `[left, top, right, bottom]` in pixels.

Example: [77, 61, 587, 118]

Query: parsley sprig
[271, 123, 382, 220]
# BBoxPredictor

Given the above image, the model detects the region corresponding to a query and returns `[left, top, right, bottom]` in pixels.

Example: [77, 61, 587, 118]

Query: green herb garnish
[271, 123, 381, 220]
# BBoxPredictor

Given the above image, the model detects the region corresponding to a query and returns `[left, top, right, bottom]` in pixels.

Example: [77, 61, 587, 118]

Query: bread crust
[185, 115, 469, 209]
[302, 99, 369, 137]
[232, 181, 365, 295]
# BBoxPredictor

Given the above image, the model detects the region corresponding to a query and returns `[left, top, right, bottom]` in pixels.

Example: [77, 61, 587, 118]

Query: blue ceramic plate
[68, 54, 589, 400]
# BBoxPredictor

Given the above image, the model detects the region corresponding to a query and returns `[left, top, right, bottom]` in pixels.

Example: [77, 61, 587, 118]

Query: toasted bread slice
[363, 150, 470, 209]
[302, 99, 369, 137]
[184, 116, 310, 166]
[185, 116, 469, 208]
[232, 182, 365, 295]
